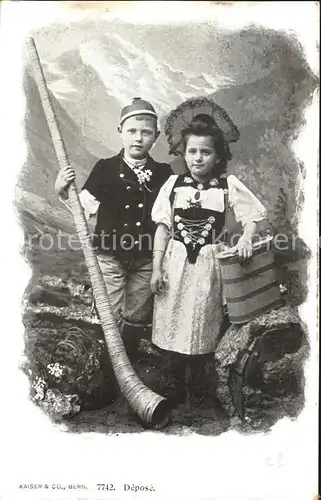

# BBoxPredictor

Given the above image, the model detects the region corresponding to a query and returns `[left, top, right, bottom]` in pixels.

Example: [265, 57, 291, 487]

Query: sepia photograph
[0, 1, 319, 499]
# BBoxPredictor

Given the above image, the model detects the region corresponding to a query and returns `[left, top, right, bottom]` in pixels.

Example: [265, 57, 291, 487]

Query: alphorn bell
[26, 36, 171, 429]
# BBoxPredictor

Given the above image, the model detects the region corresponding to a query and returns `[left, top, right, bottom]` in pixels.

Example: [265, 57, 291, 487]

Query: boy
[55, 98, 172, 361]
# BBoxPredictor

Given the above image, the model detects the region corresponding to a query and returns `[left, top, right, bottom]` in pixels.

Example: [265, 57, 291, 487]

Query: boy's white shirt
[60, 189, 99, 220]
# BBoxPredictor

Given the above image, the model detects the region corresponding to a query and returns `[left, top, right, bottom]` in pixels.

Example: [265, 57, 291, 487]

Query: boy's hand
[231, 236, 253, 263]
[55, 166, 76, 196]
[150, 270, 166, 295]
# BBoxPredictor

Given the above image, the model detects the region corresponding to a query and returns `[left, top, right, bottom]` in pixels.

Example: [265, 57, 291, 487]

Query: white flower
[32, 377, 47, 401]
[134, 168, 152, 185]
[184, 177, 193, 184]
[209, 178, 219, 187]
[47, 362, 65, 380]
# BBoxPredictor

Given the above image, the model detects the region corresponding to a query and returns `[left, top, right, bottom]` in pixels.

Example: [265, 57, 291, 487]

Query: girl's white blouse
[151, 174, 267, 229]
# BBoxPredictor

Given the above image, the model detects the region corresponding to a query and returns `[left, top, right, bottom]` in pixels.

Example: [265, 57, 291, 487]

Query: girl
[150, 114, 267, 408]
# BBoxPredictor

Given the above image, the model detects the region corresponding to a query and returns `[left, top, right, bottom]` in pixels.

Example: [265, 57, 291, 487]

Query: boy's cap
[120, 97, 158, 125]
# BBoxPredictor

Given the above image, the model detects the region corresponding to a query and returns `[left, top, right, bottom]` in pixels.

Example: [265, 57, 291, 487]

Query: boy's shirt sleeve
[59, 159, 104, 219]
[79, 190, 100, 218]
[59, 189, 100, 220]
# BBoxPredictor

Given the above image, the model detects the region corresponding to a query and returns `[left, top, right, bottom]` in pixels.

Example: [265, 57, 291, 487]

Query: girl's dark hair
[181, 114, 232, 175]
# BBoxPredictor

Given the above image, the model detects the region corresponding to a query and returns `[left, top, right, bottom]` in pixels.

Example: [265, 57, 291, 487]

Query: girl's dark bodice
[169, 175, 228, 264]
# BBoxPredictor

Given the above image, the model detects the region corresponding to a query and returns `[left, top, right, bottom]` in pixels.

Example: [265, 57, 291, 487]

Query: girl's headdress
[165, 96, 240, 156]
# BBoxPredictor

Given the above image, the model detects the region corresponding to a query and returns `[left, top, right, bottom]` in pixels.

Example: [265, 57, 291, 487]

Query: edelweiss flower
[134, 168, 152, 185]
[183, 177, 193, 184]
[47, 362, 65, 381]
[32, 377, 47, 401]
[209, 178, 219, 187]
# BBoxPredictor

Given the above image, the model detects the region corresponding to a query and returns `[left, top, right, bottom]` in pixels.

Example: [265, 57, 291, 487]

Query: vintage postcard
[0, 1, 319, 499]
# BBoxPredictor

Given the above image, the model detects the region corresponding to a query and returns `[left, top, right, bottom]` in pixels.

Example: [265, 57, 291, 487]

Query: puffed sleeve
[151, 175, 178, 229]
[227, 175, 267, 227]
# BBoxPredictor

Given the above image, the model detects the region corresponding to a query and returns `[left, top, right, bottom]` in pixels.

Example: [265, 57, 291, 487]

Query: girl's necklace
[183, 175, 220, 190]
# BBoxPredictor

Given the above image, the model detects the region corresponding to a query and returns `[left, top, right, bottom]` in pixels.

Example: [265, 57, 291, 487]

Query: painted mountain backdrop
[16, 22, 317, 280]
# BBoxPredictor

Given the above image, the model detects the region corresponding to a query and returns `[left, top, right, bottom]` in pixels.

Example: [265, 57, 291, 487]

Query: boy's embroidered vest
[169, 175, 229, 264]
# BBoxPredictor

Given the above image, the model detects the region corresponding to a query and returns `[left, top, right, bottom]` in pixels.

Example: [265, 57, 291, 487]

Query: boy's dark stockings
[122, 323, 151, 364]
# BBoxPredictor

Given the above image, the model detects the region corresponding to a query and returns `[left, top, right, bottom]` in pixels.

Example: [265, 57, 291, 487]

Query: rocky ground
[21, 259, 309, 436]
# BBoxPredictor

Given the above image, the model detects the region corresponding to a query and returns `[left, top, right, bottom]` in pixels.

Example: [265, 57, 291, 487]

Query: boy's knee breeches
[96, 253, 153, 329]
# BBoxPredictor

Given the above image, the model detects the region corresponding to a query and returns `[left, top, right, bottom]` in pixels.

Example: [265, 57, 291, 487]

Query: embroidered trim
[183, 175, 220, 189]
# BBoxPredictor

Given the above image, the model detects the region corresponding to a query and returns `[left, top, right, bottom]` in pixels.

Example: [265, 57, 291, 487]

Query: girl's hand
[55, 166, 76, 196]
[231, 236, 253, 263]
[150, 270, 166, 295]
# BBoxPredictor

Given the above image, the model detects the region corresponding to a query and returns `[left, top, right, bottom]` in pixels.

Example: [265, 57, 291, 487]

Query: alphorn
[26, 37, 171, 429]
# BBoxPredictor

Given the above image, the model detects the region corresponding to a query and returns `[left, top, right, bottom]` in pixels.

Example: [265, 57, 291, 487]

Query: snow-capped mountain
[40, 32, 234, 155]
[38, 30, 316, 166]
[78, 33, 230, 111]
